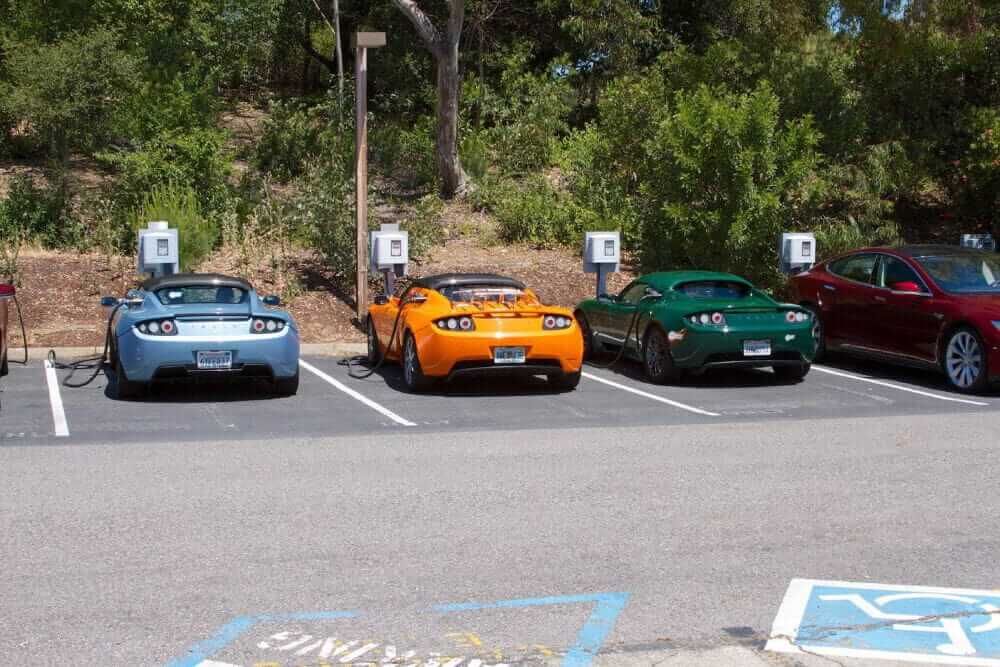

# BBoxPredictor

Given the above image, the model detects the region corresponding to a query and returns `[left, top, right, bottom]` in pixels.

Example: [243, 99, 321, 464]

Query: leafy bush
[0, 173, 82, 248]
[101, 128, 232, 219]
[253, 97, 354, 183]
[288, 158, 356, 287]
[371, 117, 438, 190]
[640, 82, 822, 288]
[127, 186, 218, 271]
[0, 28, 140, 160]
[401, 195, 446, 261]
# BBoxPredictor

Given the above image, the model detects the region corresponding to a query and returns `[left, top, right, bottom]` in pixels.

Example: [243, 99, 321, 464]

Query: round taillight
[266, 319, 277, 332]
[459, 317, 473, 330]
[711, 312, 724, 325]
[786, 311, 797, 323]
[277, 321, 285, 330]
[556, 317, 567, 328]
[138, 323, 148, 333]
[148, 321, 160, 334]
[447, 318, 458, 330]
[699, 314, 710, 325]
[796, 312, 807, 322]
[160, 320, 174, 334]
[253, 319, 265, 332]
[544, 315, 556, 329]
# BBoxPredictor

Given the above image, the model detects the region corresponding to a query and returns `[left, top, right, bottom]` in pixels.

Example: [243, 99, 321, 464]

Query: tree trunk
[332, 0, 344, 115]
[436, 48, 467, 197]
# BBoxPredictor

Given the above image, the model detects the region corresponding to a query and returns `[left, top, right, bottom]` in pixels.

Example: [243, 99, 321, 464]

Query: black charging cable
[46, 301, 124, 388]
[585, 293, 660, 369]
[338, 286, 415, 379]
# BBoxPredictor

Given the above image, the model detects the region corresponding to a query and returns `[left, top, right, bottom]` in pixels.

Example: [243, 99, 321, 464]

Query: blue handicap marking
[167, 592, 629, 667]
[767, 579, 1000, 665]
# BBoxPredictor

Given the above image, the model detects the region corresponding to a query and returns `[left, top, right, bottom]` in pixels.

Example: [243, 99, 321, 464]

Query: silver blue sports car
[102, 273, 300, 399]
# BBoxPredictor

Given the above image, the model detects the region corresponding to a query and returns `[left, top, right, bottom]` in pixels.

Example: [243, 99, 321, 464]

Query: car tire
[942, 327, 989, 394]
[549, 370, 582, 391]
[642, 326, 681, 384]
[401, 332, 433, 393]
[803, 304, 825, 362]
[111, 352, 142, 400]
[366, 317, 382, 365]
[576, 311, 600, 360]
[274, 369, 300, 396]
[774, 362, 810, 382]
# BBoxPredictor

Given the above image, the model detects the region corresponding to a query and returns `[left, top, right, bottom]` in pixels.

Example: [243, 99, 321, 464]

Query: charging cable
[46, 301, 124, 388]
[585, 293, 659, 369]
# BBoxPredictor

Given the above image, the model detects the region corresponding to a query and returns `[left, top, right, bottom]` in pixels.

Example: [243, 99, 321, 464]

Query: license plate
[197, 351, 232, 370]
[493, 347, 526, 365]
[743, 340, 772, 357]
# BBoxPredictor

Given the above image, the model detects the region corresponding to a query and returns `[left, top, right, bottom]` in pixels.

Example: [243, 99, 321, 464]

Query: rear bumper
[670, 327, 814, 369]
[117, 327, 300, 382]
[414, 326, 583, 378]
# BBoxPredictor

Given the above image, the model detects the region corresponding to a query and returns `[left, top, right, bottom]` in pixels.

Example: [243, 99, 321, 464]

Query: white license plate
[493, 347, 526, 365]
[743, 340, 772, 357]
[197, 351, 233, 370]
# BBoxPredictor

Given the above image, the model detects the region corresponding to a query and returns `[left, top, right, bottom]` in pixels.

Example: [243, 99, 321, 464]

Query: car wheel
[274, 369, 300, 396]
[576, 311, 600, 360]
[774, 362, 810, 382]
[111, 352, 142, 400]
[549, 370, 582, 391]
[366, 318, 382, 365]
[401, 333, 433, 392]
[943, 327, 989, 393]
[803, 304, 825, 362]
[642, 326, 681, 384]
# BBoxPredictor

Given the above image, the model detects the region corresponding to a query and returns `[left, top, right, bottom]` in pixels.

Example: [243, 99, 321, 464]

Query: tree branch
[297, 33, 337, 73]
[446, 0, 464, 47]
[391, 0, 443, 52]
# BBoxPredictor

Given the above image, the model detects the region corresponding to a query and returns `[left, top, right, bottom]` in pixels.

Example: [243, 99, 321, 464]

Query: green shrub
[640, 82, 822, 288]
[460, 132, 489, 182]
[371, 117, 438, 190]
[473, 175, 600, 247]
[401, 195, 446, 261]
[0, 173, 82, 248]
[0, 28, 140, 160]
[253, 98, 354, 183]
[101, 127, 232, 219]
[288, 158, 356, 287]
[128, 185, 218, 271]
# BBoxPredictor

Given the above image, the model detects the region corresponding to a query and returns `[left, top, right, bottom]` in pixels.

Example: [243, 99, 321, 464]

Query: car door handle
[822, 284, 836, 292]
[874, 295, 887, 303]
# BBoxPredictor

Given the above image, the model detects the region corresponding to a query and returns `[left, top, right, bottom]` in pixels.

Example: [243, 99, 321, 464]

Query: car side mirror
[262, 295, 281, 306]
[890, 281, 923, 294]
[598, 293, 616, 303]
[405, 294, 428, 305]
[100, 296, 119, 307]
[373, 294, 389, 306]
[124, 289, 144, 306]
[644, 288, 663, 299]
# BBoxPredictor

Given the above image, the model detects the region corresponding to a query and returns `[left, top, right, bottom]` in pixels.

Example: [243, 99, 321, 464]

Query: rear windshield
[914, 254, 1000, 293]
[440, 285, 526, 303]
[675, 281, 751, 299]
[155, 286, 248, 305]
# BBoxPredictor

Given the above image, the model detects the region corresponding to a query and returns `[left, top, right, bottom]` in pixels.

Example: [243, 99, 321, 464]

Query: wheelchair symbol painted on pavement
[767, 579, 1000, 665]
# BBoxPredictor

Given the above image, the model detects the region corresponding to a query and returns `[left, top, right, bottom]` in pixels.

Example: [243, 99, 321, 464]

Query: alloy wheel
[403, 337, 417, 386]
[645, 330, 666, 377]
[946, 330, 983, 389]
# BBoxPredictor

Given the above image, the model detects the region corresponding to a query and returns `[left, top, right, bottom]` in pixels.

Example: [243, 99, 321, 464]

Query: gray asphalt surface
[2, 355, 999, 666]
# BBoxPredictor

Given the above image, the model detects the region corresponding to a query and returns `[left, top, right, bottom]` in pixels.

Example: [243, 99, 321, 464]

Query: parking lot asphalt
[0, 351, 995, 445]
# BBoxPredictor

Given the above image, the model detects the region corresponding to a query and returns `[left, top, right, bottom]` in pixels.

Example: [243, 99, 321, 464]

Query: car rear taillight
[543, 315, 572, 330]
[251, 318, 285, 334]
[137, 319, 177, 336]
[689, 313, 726, 327]
[436, 316, 475, 331]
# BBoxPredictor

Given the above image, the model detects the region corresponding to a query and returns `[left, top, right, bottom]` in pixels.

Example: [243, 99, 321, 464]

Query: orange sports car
[366, 273, 583, 392]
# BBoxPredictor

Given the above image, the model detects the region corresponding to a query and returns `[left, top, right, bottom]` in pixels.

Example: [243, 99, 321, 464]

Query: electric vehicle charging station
[961, 233, 996, 251]
[584, 231, 621, 297]
[780, 232, 816, 275]
[0, 283, 14, 378]
[370, 223, 409, 297]
[137, 221, 179, 278]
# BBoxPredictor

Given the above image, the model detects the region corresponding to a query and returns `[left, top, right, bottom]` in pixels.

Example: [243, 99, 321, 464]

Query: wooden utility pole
[353, 32, 386, 319]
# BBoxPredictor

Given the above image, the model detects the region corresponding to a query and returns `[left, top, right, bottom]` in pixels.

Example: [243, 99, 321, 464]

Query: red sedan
[0, 283, 14, 377]
[790, 245, 1000, 393]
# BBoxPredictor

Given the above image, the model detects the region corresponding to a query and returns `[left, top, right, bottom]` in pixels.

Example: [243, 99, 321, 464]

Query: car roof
[895, 244, 992, 258]
[412, 273, 526, 292]
[141, 273, 253, 292]
[638, 271, 752, 290]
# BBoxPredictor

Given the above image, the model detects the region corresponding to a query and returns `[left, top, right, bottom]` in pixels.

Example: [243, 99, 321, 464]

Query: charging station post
[137, 221, 179, 279]
[961, 233, 996, 251]
[779, 232, 816, 275]
[583, 231, 621, 297]
[370, 224, 409, 298]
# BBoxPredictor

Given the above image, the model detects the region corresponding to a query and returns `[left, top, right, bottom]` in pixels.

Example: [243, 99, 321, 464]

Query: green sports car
[575, 271, 817, 383]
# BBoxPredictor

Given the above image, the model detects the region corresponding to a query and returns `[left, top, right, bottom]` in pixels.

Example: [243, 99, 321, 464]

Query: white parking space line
[582, 371, 720, 417]
[43, 360, 70, 437]
[299, 359, 417, 427]
[813, 365, 990, 406]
